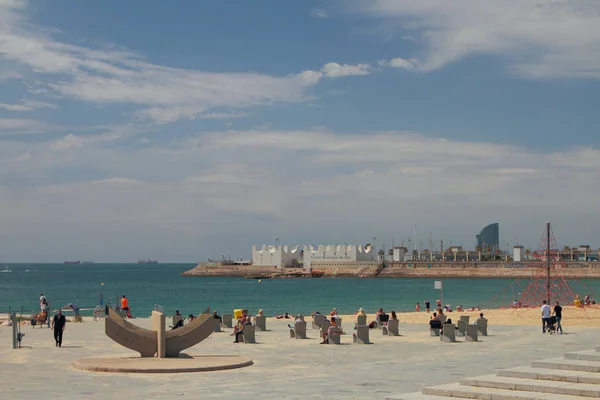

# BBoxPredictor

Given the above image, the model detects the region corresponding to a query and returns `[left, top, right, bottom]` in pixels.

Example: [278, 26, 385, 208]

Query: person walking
[552, 301, 563, 334]
[51, 309, 66, 347]
[541, 300, 551, 333]
[424, 300, 430, 313]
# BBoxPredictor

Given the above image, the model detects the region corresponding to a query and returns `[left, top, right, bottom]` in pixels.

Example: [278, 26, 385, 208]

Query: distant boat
[0, 265, 11, 273]
[64, 261, 81, 264]
[138, 259, 158, 264]
[82, 261, 94, 264]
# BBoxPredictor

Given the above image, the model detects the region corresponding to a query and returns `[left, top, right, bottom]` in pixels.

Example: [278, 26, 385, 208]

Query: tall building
[476, 223, 499, 253]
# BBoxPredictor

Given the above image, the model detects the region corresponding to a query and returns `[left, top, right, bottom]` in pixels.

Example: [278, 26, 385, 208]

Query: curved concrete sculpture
[165, 307, 212, 357]
[105, 307, 157, 357]
[105, 306, 214, 358]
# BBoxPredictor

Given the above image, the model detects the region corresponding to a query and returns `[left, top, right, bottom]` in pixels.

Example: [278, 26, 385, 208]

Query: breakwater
[181, 261, 600, 278]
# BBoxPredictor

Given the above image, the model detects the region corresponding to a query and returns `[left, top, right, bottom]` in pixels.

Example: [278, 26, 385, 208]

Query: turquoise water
[1, 263, 599, 317]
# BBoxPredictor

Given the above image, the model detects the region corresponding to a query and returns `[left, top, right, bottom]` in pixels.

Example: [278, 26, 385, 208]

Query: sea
[1, 263, 599, 317]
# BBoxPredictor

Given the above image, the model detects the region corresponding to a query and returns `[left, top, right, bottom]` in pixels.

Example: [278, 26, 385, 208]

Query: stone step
[423, 382, 592, 400]
[461, 374, 600, 397]
[500, 366, 600, 385]
[386, 392, 456, 400]
[565, 350, 600, 362]
[532, 358, 600, 373]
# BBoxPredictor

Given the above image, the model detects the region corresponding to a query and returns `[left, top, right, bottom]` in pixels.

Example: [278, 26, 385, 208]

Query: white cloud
[310, 8, 329, 19]
[50, 132, 121, 151]
[0, 103, 31, 111]
[354, 0, 600, 78]
[321, 62, 370, 78]
[0, 118, 47, 133]
[0, 99, 56, 111]
[1, 128, 599, 260]
[0, 3, 373, 124]
[200, 112, 249, 120]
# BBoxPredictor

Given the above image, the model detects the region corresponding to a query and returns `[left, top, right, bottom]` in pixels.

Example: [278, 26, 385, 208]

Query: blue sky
[1, 0, 599, 262]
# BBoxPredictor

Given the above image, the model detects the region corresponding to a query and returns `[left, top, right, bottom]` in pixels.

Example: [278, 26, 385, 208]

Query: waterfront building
[251, 245, 302, 269]
[476, 223, 500, 253]
[513, 246, 525, 262]
[303, 245, 375, 270]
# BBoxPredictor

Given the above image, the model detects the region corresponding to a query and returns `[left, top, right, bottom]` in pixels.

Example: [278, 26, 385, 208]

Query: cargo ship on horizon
[64, 260, 81, 264]
[137, 259, 158, 264]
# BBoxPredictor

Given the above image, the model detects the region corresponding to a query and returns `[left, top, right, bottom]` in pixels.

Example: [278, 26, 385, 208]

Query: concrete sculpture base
[73, 355, 253, 373]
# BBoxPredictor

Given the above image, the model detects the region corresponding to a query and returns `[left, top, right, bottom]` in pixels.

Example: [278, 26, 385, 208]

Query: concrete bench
[327, 328, 342, 344]
[356, 315, 367, 327]
[255, 315, 266, 331]
[441, 324, 456, 342]
[459, 315, 470, 325]
[375, 314, 389, 329]
[242, 325, 256, 343]
[457, 319, 467, 336]
[466, 324, 478, 341]
[353, 325, 370, 344]
[312, 314, 325, 330]
[289, 321, 307, 339]
[477, 318, 488, 336]
[438, 315, 447, 324]
[221, 313, 233, 328]
[382, 319, 399, 336]
[213, 317, 222, 332]
[320, 320, 330, 337]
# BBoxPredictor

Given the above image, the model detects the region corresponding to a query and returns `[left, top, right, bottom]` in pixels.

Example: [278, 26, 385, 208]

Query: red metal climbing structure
[515, 222, 579, 308]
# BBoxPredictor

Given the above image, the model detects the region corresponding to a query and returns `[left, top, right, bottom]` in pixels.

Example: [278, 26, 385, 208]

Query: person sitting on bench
[429, 312, 442, 330]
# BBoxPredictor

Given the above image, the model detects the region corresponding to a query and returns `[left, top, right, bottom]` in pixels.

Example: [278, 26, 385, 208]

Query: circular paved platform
[73, 355, 253, 373]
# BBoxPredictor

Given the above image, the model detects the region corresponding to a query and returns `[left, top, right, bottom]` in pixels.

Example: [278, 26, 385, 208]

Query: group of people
[541, 300, 563, 334]
[416, 300, 479, 313]
[428, 310, 486, 333]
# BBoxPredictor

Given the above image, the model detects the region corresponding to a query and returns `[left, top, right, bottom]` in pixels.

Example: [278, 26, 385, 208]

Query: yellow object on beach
[234, 309, 243, 320]
[574, 299, 583, 307]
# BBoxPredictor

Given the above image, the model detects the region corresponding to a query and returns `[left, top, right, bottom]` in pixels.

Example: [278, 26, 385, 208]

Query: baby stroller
[546, 316, 557, 334]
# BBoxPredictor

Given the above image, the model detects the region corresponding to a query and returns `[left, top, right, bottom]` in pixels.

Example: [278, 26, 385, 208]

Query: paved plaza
[1, 317, 598, 399]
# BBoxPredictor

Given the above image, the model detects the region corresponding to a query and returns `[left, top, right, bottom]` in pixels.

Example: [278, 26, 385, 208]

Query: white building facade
[303, 244, 375, 270]
[251, 244, 376, 270]
[513, 246, 525, 262]
[251, 245, 301, 269]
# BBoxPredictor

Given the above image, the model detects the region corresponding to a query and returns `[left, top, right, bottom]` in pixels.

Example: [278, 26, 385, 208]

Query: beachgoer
[320, 317, 338, 344]
[415, 303, 420, 312]
[429, 312, 441, 330]
[355, 307, 366, 322]
[213, 310, 222, 322]
[188, 314, 195, 322]
[63, 303, 81, 322]
[552, 301, 563, 334]
[390, 311, 397, 320]
[541, 300, 551, 333]
[436, 299, 442, 309]
[233, 318, 244, 342]
[256, 309, 264, 317]
[51, 309, 66, 347]
[424, 300, 431, 313]
[121, 295, 131, 318]
[40, 293, 47, 312]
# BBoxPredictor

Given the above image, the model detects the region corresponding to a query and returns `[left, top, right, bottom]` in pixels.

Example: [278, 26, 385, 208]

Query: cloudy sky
[1, 0, 599, 262]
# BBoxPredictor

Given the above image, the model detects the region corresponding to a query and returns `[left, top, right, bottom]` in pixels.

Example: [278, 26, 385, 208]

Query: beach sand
[320, 305, 600, 328]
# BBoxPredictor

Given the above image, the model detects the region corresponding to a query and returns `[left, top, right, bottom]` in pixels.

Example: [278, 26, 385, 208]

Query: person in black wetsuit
[51, 309, 66, 347]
